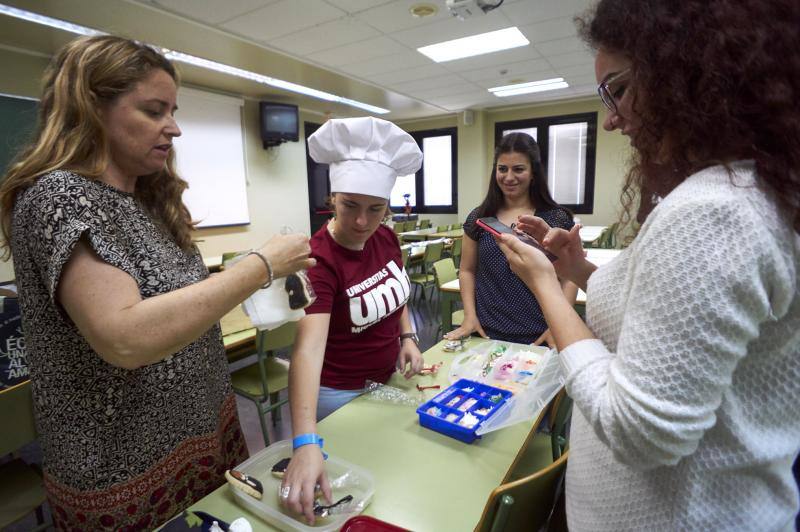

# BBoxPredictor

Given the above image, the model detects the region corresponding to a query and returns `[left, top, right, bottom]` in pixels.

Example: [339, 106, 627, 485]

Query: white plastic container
[229, 440, 375, 532]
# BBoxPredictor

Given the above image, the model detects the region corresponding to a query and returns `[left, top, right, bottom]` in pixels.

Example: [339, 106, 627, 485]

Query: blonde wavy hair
[0, 35, 196, 259]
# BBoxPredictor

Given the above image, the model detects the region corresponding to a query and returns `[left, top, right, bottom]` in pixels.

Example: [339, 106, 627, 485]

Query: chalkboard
[0, 94, 38, 177]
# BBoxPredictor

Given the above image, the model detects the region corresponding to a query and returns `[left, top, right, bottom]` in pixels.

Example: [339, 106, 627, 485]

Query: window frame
[494, 112, 598, 214]
[392, 127, 458, 215]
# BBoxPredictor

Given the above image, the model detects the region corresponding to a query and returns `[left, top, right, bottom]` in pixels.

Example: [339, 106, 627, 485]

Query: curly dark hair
[475, 132, 571, 220]
[577, 0, 800, 232]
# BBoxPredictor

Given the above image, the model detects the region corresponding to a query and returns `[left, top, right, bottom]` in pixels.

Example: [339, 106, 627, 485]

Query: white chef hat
[308, 117, 423, 200]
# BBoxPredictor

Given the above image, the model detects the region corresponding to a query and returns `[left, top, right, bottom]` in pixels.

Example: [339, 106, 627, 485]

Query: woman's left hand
[495, 233, 558, 291]
[396, 341, 424, 379]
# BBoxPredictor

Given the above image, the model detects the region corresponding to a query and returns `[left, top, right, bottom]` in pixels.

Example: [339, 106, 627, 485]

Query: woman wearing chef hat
[281, 117, 424, 523]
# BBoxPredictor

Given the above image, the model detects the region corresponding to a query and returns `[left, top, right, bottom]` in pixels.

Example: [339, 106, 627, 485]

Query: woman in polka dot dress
[445, 132, 577, 346]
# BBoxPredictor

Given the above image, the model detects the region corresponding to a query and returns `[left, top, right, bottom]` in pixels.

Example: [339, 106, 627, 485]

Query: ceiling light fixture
[0, 3, 390, 114]
[488, 77, 569, 97]
[417, 27, 528, 63]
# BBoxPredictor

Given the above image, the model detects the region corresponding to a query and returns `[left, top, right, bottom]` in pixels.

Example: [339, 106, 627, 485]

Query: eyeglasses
[597, 68, 631, 114]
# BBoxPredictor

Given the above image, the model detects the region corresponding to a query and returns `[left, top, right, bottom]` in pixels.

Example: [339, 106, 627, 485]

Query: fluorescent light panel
[0, 4, 389, 114]
[489, 77, 569, 97]
[418, 27, 529, 63]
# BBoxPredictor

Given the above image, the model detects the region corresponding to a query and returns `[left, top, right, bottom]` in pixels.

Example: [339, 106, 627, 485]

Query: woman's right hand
[515, 215, 587, 284]
[281, 444, 332, 525]
[260, 233, 316, 279]
[444, 315, 488, 340]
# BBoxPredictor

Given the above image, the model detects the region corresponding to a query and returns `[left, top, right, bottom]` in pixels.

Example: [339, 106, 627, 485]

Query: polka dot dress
[464, 207, 574, 344]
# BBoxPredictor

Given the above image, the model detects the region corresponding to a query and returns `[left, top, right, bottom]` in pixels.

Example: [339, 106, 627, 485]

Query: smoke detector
[409, 3, 438, 18]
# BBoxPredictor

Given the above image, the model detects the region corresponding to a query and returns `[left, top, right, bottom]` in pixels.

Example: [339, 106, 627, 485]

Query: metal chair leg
[257, 404, 271, 447]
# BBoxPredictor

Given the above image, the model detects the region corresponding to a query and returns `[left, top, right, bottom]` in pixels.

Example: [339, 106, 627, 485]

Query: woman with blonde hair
[2, 35, 314, 529]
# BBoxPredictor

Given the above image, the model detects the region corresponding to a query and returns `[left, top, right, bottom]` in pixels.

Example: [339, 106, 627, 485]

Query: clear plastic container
[229, 439, 375, 532]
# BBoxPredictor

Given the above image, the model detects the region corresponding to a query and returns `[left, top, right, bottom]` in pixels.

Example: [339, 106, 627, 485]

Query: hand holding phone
[476, 217, 558, 262]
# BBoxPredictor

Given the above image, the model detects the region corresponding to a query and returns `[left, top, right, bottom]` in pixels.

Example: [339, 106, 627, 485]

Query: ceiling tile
[369, 63, 451, 85]
[546, 49, 595, 68]
[518, 16, 579, 43]
[568, 82, 597, 97]
[390, 74, 471, 93]
[534, 36, 587, 57]
[472, 71, 562, 89]
[149, 0, 276, 25]
[221, 0, 345, 41]
[305, 36, 407, 67]
[556, 63, 597, 78]
[414, 85, 488, 100]
[428, 92, 495, 111]
[338, 50, 431, 76]
[268, 16, 380, 56]
[460, 58, 554, 83]
[390, 9, 511, 48]
[355, 0, 450, 34]
[325, 0, 394, 14]
[441, 45, 541, 72]
[498, 0, 594, 27]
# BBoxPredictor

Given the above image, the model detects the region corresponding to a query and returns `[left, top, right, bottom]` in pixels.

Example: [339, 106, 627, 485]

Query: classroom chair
[448, 223, 460, 230]
[219, 251, 242, 271]
[418, 219, 431, 229]
[0, 381, 49, 531]
[436, 225, 449, 232]
[229, 322, 296, 446]
[589, 222, 619, 249]
[450, 237, 463, 269]
[475, 451, 569, 532]
[475, 389, 572, 532]
[504, 388, 572, 483]
[408, 242, 443, 304]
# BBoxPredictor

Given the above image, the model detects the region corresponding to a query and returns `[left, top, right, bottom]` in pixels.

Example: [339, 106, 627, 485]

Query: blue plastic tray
[416, 379, 513, 443]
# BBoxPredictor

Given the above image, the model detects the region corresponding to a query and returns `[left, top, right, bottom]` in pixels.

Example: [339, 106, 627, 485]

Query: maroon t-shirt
[305, 223, 410, 390]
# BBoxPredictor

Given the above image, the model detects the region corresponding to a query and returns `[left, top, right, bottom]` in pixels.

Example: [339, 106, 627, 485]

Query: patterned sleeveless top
[11, 170, 246, 530]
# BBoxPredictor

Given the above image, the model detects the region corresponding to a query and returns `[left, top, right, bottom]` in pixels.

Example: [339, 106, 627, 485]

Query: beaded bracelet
[247, 250, 273, 289]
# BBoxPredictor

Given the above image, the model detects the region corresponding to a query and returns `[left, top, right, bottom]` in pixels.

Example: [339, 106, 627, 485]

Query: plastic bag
[447, 340, 565, 435]
[362, 380, 423, 406]
[225, 251, 316, 331]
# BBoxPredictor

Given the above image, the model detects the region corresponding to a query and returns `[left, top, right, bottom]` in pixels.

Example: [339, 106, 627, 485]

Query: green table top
[182, 338, 536, 531]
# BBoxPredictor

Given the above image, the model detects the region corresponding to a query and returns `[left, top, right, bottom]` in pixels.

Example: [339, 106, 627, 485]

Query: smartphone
[476, 217, 557, 262]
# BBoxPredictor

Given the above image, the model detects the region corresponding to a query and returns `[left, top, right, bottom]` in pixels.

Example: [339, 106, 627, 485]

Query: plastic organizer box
[416, 378, 513, 443]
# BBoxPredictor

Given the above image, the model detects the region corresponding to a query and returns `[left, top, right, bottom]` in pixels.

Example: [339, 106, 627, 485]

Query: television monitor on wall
[259, 102, 299, 148]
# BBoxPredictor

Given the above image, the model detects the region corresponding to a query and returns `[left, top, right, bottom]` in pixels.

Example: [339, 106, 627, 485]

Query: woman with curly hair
[1, 35, 314, 529]
[495, 0, 800, 529]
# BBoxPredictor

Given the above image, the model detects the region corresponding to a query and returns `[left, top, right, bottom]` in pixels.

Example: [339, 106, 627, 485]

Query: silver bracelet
[247, 250, 273, 289]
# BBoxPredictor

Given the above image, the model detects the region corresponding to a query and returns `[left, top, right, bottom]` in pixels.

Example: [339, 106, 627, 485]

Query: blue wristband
[293, 433, 328, 460]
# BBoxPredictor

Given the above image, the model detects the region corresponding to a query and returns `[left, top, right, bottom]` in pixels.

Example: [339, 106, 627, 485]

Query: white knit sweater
[560, 161, 800, 531]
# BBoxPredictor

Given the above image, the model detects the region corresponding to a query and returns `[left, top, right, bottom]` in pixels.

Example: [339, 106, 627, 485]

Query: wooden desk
[180, 338, 537, 531]
[221, 306, 256, 360]
[428, 229, 463, 240]
[432, 249, 622, 307]
[203, 255, 223, 273]
[440, 279, 460, 333]
[398, 227, 437, 238]
[579, 225, 607, 244]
